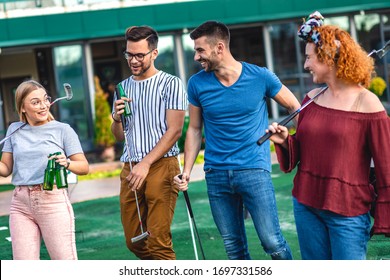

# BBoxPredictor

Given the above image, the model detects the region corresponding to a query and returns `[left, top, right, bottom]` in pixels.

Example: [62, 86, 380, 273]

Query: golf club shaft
[114, 86, 149, 243]
[184, 191, 206, 259]
[177, 161, 200, 260]
[0, 123, 27, 145]
[256, 40, 390, 146]
[178, 174, 206, 259]
[134, 190, 144, 233]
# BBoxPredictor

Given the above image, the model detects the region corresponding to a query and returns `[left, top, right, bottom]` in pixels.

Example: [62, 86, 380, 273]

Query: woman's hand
[51, 153, 68, 168]
[267, 122, 289, 147]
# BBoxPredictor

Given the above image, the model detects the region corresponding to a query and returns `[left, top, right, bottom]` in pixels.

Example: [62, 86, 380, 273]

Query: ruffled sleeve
[275, 134, 300, 173]
[369, 115, 390, 236]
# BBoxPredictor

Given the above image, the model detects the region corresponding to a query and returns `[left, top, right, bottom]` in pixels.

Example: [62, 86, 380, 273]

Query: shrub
[94, 76, 116, 148]
[369, 76, 387, 97]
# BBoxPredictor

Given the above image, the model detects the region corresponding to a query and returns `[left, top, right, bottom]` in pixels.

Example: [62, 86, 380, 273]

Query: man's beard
[131, 61, 151, 76]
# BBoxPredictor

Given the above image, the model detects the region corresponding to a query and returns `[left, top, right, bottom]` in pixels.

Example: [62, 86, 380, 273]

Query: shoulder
[49, 121, 75, 132]
[241, 62, 267, 74]
[188, 70, 209, 85]
[360, 88, 385, 113]
[8, 121, 25, 131]
[307, 87, 326, 99]
[159, 71, 181, 81]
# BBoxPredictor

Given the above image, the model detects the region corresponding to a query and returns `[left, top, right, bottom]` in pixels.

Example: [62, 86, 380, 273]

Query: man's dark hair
[125, 26, 158, 50]
[189, 20, 230, 46]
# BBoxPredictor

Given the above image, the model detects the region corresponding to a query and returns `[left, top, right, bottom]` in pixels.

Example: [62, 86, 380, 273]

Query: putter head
[376, 40, 390, 60]
[131, 231, 150, 243]
[63, 83, 73, 101]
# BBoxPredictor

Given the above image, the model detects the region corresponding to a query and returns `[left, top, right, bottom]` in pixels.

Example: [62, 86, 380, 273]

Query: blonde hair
[15, 80, 55, 123]
[315, 25, 374, 87]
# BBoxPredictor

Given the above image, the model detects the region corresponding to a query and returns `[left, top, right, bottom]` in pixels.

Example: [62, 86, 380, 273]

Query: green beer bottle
[43, 153, 55, 191]
[54, 152, 68, 189]
[116, 83, 131, 117]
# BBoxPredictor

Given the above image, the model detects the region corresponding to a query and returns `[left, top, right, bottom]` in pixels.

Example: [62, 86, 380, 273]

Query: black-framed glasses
[123, 50, 153, 61]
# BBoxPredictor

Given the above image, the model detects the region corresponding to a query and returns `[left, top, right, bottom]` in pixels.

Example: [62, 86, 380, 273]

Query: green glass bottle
[117, 83, 131, 117]
[54, 152, 68, 189]
[43, 153, 54, 191]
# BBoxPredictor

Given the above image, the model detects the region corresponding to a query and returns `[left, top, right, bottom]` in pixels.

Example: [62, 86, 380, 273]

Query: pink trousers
[9, 185, 77, 260]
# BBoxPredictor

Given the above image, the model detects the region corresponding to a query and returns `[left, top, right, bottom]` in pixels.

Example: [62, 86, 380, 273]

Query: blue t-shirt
[187, 62, 281, 171]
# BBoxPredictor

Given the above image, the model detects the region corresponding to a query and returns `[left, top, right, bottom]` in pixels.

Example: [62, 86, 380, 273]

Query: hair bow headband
[297, 11, 324, 45]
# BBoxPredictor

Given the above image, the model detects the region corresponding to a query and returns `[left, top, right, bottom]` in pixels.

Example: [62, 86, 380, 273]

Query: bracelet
[65, 158, 71, 169]
[112, 113, 121, 123]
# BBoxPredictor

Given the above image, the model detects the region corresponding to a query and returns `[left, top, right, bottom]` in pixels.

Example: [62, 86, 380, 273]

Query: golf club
[0, 83, 74, 146]
[178, 174, 206, 260]
[114, 85, 150, 243]
[177, 156, 200, 260]
[50, 83, 73, 105]
[257, 40, 390, 146]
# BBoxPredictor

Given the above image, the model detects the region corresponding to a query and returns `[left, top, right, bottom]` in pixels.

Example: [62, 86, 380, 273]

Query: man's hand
[174, 173, 190, 191]
[126, 161, 150, 191]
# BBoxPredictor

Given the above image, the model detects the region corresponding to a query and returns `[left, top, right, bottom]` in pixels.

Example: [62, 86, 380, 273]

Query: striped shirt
[116, 71, 188, 163]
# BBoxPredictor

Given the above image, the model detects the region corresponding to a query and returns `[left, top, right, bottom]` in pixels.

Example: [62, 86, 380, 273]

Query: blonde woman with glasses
[0, 80, 89, 260]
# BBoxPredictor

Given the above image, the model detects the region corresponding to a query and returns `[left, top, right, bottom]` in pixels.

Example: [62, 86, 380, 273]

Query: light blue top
[187, 62, 281, 171]
[2, 121, 83, 186]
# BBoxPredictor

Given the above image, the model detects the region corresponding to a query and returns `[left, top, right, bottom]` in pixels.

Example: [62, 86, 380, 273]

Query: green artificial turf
[0, 165, 389, 260]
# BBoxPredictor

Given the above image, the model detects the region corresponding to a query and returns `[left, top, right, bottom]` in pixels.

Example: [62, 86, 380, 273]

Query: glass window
[53, 45, 93, 150]
[230, 26, 265, 67]
[155, 35, 176, 75]
[182, 33, 202, 79]
[269, 23, 298, 76]
[381, 13, 390, 101]
[268, 23, 303, 116]
[354, 13, 389, 101]
[326, 16, 350, 31]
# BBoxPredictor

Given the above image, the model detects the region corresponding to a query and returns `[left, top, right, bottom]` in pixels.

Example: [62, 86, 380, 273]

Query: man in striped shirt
[111, 26, 188, 260]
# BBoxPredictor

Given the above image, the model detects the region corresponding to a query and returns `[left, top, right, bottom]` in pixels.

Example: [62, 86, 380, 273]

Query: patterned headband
[297, 11, 324, 45]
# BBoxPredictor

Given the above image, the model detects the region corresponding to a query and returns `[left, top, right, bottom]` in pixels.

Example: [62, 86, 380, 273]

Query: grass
[0, 165, 389, 260]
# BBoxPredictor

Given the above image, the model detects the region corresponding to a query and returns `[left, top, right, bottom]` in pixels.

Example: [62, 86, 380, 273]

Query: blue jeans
[293, 198, 371, 260]
[205, 168, 293, 260]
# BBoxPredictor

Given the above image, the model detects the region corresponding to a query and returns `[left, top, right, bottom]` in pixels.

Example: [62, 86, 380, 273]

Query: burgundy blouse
[275, 96, 390, 235]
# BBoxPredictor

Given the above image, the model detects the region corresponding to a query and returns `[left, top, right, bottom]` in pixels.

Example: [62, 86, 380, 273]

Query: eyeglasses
[29, 96, 52, 108]
[123, 50, 153, 61]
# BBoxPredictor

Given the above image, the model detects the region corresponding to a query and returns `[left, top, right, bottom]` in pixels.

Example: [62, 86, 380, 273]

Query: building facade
[1, 0, 390, 151]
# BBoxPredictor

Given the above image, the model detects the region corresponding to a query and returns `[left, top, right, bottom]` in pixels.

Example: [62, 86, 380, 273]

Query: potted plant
[94, 76, 116, 161]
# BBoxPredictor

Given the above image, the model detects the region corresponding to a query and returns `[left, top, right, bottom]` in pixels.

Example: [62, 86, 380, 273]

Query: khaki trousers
[120, 156, 180, 259]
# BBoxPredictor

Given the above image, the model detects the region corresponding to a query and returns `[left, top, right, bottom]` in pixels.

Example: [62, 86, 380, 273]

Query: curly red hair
[315, 25, 374, 88]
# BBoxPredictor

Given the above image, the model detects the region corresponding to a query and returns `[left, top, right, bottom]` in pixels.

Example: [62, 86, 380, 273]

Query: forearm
[110, 118, 125, 142]
[183, 127, 202, 175]
[0, 162, 12, 177]
[67, 154, 89, 175]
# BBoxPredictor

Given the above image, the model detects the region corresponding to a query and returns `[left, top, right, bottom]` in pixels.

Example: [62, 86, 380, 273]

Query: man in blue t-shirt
[175, 21, 300, 260]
